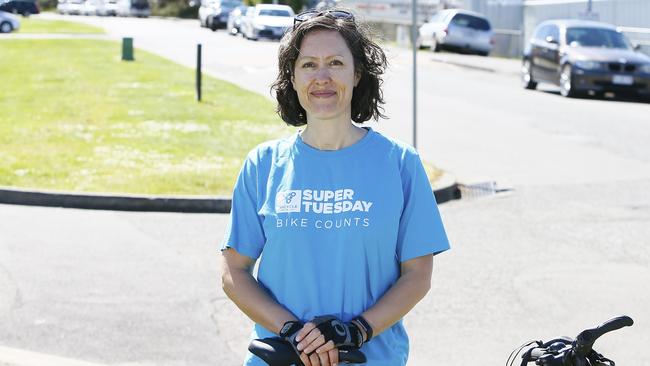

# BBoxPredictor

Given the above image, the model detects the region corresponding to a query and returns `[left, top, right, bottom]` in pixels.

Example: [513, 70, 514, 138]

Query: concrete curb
[0, 175, 459, 213]
[0, 186, 230, 213]
[429, 54, 520, 76]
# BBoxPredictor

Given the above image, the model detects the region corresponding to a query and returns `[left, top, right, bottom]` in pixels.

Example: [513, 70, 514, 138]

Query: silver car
[241, 4, 294, 41]
[522, 19, 650, 99]
[226, 5, 249, 35]
[418, 9, 494, 56]
[0, 10, 19, 33]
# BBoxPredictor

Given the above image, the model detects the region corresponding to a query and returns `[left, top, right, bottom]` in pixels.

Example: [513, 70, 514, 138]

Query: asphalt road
[1, 14, 649, 366]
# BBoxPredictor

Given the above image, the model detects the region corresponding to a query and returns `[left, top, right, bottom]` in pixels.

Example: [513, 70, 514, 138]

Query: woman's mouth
[311, 91, 337, 98]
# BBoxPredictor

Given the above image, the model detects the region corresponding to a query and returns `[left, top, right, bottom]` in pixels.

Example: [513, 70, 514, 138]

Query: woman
[221, 8, 450, 366]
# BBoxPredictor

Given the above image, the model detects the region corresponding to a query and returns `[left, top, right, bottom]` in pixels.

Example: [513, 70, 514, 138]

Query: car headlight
[640, 64, 650, 74]
[254, 23, 266, 30]
[575, 60, 602, 70]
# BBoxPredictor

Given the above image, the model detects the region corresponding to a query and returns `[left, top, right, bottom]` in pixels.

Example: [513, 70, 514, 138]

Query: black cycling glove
[279, 320, 304, 355]
[310, 315, 365, 349]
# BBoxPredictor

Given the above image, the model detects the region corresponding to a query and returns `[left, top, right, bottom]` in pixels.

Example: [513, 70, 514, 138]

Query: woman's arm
[221, 248, 298, 334]
[360, 253, 434, 339]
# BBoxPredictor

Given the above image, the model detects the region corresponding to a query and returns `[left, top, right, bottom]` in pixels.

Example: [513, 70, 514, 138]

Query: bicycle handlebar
[574, 315, 633, 357]
[511, 316, 633, 366]
[249, 337, 367, 366]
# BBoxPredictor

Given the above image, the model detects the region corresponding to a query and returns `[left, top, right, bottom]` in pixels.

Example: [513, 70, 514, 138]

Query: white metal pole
[412, 0, 417, 149]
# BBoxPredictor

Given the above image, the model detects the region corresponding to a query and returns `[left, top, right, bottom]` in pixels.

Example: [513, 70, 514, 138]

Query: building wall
[340, 0, 650, 57]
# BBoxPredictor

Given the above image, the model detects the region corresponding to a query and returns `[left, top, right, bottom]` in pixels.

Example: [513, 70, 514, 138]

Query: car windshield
[566, 27, 632, 49]
[452, 14, 491, 31]
[258, 9, 291, 17]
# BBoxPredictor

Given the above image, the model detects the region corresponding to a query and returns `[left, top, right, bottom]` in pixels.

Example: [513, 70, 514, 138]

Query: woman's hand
[296, 322, 340, 366]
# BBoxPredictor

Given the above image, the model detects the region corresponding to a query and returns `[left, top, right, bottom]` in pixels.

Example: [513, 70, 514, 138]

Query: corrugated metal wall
[466, 0, 650, 57]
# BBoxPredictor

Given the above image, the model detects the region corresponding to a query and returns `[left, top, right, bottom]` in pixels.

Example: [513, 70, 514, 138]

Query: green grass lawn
[0, 39, 291, 195]
[17, 17, 105, 34]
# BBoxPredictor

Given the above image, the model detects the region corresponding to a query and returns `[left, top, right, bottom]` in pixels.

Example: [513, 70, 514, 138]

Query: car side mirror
[545, 36, 558, 45]
[633, 43, 641, 51]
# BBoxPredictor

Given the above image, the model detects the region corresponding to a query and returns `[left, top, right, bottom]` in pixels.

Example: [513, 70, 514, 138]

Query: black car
[0, 0, 39, 15]
[522, 19, 650, 99]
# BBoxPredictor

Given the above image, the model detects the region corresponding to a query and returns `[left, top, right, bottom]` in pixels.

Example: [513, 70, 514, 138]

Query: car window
[451, 14, 490, 31]
[566, 27, 632, 49]
[258, 9, 291, 17]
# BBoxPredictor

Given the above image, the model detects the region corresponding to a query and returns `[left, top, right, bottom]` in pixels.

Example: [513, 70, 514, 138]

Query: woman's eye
[331, 60, 343, 66]
[302, 62, 316, 68]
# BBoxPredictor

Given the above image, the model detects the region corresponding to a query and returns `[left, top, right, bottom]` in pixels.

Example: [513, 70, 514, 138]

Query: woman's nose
[314, 67, 331, 83]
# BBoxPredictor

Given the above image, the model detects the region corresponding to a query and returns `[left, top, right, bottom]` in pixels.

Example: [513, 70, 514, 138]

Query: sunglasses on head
[293, 9, 355, 29]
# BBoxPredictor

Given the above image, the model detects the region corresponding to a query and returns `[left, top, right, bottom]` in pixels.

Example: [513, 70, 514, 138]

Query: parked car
[0, 10, 20, 32]
[226, 4, 248, 35]
[418, 8, 493, 56]
[56, 0, 68, 13]
[241, 4, 294, 41]
[98, 0, 117, 15]
[522, 19, 650, 99]
[64, 0, 84, 14]
[199, 0, 241, 31]
[82, 0, 100, 15]
[0, 0, 39, 16]
[116, 0, 149, 17]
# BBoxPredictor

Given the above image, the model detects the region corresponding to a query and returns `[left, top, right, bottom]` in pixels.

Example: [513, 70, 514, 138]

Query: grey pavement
[2, 178, 649, 365]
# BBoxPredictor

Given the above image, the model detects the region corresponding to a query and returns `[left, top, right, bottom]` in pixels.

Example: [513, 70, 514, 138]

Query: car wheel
[209, 19, 218, 31]
[0, 21, 13, 33]
[521, 59, 537, 90]
[23, 10, 31, 17]
[559, 64, 577, 98]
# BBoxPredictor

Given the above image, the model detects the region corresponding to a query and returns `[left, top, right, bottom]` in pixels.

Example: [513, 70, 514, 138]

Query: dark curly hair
[271, 10, 388, 126]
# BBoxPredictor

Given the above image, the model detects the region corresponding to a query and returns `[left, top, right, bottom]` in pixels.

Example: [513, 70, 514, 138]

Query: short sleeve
[396, 151, 450, 262]
[221, 152, 266, 259]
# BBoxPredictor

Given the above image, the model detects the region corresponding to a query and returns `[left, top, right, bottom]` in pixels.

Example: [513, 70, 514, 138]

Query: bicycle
[507, 315, 634, 366]
[248, 336, 366, 366]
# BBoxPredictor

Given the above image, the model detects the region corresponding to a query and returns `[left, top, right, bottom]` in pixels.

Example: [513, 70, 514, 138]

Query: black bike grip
[248, 337, 367, 365]
[249, 338, 298, 366]
[574, 316, 633, 357]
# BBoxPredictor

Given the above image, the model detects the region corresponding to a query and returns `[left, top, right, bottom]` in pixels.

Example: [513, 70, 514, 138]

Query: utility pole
[411, 0, 417, 149]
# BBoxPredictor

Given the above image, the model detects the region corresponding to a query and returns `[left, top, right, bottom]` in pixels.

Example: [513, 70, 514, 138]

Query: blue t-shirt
[222, 128, 450, 366]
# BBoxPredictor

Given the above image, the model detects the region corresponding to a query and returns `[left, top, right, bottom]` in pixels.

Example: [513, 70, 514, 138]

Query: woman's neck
[300, 119, 367, 151]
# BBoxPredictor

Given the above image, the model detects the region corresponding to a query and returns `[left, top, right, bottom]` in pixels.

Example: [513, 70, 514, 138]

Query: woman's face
[292, 29, 360, 122]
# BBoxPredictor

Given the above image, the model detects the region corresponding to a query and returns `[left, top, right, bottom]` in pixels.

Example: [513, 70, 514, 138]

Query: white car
[0, 10, 19, 33]
[418, 9, 494, 56]
[56, 0, 68, 14]
[66, 0, 84, 15]
[241, 4, 294, 41]
[97, 0, 117, 15]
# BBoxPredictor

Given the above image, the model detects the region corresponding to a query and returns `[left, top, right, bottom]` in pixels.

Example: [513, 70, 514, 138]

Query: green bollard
[122, 37, 134, 61]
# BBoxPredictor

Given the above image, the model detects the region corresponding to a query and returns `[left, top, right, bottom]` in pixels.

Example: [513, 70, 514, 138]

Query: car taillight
[490, 37, 495, 45]
[443, 27, 448, 35]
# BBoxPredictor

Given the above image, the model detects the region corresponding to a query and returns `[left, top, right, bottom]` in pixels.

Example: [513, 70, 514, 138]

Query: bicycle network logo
[276, 190, 302, 213]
